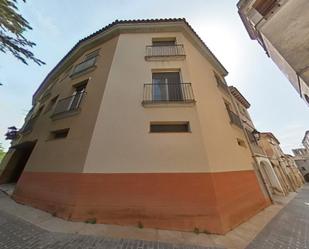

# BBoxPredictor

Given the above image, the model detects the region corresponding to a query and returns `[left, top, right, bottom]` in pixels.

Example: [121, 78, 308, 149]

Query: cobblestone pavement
[246, 185, 309, 249]
[0, 195, 223, 249]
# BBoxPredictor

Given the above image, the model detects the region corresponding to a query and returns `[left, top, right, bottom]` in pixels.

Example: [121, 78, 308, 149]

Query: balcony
[142, 83, 195, 106]
[70, 57, 96, 78]
[145, 44, 185, 60]
[227, 109, 243, 128]
[21, 117, 37, 134]
[215, 75, 229, 93]
[51, 92, 86, 118]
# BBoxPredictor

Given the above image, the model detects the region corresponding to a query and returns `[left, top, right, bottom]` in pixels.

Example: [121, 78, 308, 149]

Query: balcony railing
[143, 83, 194, 104]
[227, 109, 243, 128]
[70, 57, 96, 77]
[52, 92, 86, 116]
[145, 45, 185, 58]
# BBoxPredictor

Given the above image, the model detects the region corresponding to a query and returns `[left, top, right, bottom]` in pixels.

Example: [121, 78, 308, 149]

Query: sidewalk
[0, 184, 299, 249]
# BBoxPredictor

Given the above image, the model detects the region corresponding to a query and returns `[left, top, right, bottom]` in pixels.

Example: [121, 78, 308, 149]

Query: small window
[85, 49, 100, 60]
[152, 38, 176, 46]
[50, 129, 69, 140]
[150, 122, 190, 133]
[237, 138, 247, 148]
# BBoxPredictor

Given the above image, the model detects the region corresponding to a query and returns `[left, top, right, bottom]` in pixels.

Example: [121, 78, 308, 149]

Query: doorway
[0, 141, 36, 184]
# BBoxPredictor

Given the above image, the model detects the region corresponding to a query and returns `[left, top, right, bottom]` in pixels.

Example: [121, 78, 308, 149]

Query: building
[229, 86, 285, 197]
[0, 19, 270, 234]
[258, 132, 303, 194]
[237, 0, 309, 106]
[302, 131, 309, 149]
[293, 148, 309, 182]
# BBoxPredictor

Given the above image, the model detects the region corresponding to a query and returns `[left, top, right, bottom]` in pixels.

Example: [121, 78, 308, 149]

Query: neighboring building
[258, 132, 304, 194]
[0, 19, 270, 234]
[293, 148, 309, 182]
[302, 131, 309, 150]
[237, 0, 309, 106]
[229, 86, 285, 197]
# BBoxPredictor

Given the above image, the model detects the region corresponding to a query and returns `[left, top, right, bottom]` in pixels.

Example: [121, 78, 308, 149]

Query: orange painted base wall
[13, 171, 270, 234]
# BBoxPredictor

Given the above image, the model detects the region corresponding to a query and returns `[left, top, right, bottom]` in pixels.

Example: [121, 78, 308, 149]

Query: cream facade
[0, 19, 270, 234]
[237, 0, 309, 106]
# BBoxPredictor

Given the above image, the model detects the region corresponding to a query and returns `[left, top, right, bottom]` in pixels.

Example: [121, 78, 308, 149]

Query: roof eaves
[33, 18, 228, 103]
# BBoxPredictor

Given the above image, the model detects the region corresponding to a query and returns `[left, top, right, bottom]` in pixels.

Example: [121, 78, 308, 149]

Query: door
[0, 141, 36, 184]
[152, 72, 183, 101]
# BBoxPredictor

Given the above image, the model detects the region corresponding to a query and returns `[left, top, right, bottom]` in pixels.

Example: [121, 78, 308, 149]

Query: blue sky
[0, 0, 308, 153]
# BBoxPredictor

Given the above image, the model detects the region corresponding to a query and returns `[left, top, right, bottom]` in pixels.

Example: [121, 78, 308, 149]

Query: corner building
[0, 19, 270, 234]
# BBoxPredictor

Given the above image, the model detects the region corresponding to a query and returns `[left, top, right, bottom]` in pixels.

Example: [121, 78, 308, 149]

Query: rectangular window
[152, 38, 176, 46]
[152, 72, 183, 101]
[50, 129, 70, 140]
[253, 0, 277, 17]
[150, 122, 190, 133]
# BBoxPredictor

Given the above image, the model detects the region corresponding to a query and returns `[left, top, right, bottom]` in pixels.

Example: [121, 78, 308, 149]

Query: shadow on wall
[304, 173, 309, 182]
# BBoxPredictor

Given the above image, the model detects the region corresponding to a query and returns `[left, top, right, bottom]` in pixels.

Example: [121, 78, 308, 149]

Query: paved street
[246, 185, 309, 249]
[0, 192, 222, 249]
[1, 185, 309, 249]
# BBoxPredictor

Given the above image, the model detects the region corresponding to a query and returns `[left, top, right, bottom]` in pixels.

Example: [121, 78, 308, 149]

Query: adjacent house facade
[293, 148, 309, 182]
[237, 0, 309, 106]
[0, 19, 271, 234]
[228, 86, 284, 197]
[258, 132, 304, 195]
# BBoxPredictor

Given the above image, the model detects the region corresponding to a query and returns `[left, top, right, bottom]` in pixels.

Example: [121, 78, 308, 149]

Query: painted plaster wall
[84, 32, 254, 173]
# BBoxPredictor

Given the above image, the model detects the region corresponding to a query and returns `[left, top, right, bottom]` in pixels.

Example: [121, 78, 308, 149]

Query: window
[215, 72, 228, 90]
[70, 81, 87, 109]
[152, 72, 182, 101]
[34, 105, 44, 118]
[253, 0, 278, 17]
[150, 122, 190, 133]
[85, 49, 100, 60]
[237, 138, 247, 148]
[45, 96, 58, 113]
[71, 50, 99, 76]
[152, 38, 176, 46]
[50, 129, 69, 140]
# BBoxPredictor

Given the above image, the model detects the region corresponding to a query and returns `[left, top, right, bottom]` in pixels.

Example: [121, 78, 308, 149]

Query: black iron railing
[52, 92, 86, 116]
[143, 83, 194, 104]
[145, 44, 185, 57]
[227, 109, 243, 128]
[71, 57, 96, 76]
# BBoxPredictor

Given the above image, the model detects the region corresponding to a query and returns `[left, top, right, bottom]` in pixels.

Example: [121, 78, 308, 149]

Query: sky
[0, 0, 308, 153]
